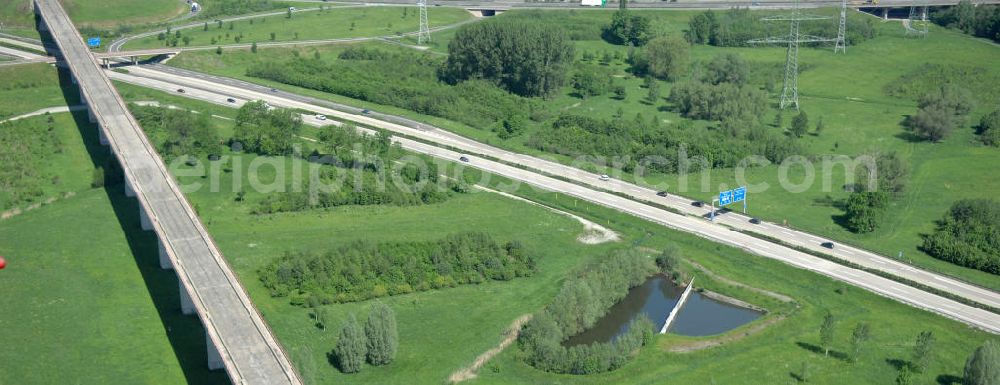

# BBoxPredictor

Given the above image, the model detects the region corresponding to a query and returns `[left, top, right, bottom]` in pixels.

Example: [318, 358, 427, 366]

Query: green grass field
[166, 9, 1000, 292]
[0, 63, 80, 120]
[105, 85, 997, 385]
[0, 0, 185, 28]
[0, 61, 225, 384]
[122, 6, 473, 50]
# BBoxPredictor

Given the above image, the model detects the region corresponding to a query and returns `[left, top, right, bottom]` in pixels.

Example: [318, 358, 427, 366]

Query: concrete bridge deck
[32, 1, 301, 384]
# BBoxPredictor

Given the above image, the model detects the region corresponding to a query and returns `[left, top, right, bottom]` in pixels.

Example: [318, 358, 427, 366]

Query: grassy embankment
[0, 64, 226, 384]
[165, 9, 1000, 292]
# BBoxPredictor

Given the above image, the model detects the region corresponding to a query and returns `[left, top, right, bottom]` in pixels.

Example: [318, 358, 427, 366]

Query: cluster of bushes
[518, 250, 657, 374]
[668, 81, 768, 122]
[904, 85, 975, 142]
[931, 0, 1000, 43]
[247, 48, 538, 136]
[332, 302, 398, 373]
[629, 36, 690, 81]
[441, 19, 575, 98]
[0, 115, 63, 210]
[197, 0, 284, 19]
[921, 199, 1000, 275]
[884, 64, 1000, 104]
[686, 8, 876, 47]
[131, 104, 222, 159]
[976, 108, 1000, 147]
[503, 10, 606, 41]
[250, 125, 461, 214]
[842, 151, 908, 233]
[527, 111, 800, 173]
[603, 10, 652, 46]
[232, 100, 303, 156]
[258, 233, 536, 304]
[250, 160, 458, 214]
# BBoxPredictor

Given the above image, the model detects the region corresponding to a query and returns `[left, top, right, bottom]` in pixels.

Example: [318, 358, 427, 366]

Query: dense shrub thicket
[259, 233, 536, 305]
[518, 250, 657, 374]
[251, 125, 461, 214]
[976, 108, 1000, 147]
[904, 85, 975, 142]
[841, 151, 908, 233]
[526, 109, 798, 173]
[441, 19, 575, 98]
[686, 8, 876, 47]
[247, 48, 537, 134]
[921, 199, 1000, 275]
[197, 0, 284, 19]
[884, 64, 1000, 104]
[232, 100, 303, 155]
[132, 104, 223, 158]
[603, 10, 652, 46]
[0, 116, 63, 210]
[931, 1, 1000, 43]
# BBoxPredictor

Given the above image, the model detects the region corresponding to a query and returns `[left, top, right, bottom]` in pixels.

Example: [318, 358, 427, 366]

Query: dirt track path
[448, 314, 532, 383]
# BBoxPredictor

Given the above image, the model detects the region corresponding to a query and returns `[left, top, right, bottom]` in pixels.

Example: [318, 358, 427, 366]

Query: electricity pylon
[834, 0, 847, 53]
[904, 0, 929, 37]
[748, 2, 835, 110]
[417, 0, 431, 45]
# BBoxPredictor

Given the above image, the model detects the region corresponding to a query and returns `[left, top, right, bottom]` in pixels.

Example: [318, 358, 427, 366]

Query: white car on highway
[315, 114, 327, 121]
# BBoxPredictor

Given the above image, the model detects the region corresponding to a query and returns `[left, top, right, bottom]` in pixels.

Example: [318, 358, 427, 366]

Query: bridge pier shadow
[45, 27, 228, 384]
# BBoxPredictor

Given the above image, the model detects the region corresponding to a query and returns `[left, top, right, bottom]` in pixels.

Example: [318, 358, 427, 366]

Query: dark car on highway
[176, 88, 185, 93]
[226, 98, 236, 103]
[656, 191, 668, 197]
[750, 218, 761, 224]
[821, 242, 835, 249]
[692, 201, 703, 207]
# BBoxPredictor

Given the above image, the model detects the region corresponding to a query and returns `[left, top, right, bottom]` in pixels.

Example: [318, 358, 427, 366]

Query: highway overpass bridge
[33, 1, 301, 384]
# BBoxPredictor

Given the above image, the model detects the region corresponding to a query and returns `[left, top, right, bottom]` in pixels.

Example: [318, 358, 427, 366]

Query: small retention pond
[564, 275, 763, 346]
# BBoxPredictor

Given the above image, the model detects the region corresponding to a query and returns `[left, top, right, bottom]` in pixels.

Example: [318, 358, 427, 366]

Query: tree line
[250, 124, 462, 214]
[932, 0, 1000, 43]
[518, 249, 658, 374]
[440, 19, 575, 98]
[258, 233, 536, 305]
[685, 8, 877, 47]
[132, 104, 223, 159]
[246, 48, 539, 137]
[921, 199, 1000, 275]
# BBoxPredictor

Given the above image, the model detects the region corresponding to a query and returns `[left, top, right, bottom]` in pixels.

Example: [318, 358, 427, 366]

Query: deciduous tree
[364, 302, 399, 366]
[964, 340, 1000, 385]
[334, 314, 366, 373]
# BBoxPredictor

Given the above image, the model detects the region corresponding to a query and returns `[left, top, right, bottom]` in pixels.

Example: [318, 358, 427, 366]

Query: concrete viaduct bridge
[33, 0, 302, 384]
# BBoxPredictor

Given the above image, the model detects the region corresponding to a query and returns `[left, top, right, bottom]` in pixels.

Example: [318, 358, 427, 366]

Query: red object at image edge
[0, 256, 6, 270]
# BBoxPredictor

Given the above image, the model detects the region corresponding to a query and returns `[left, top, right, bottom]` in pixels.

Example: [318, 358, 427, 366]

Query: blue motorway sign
[87, 37, 101, 47]
[719, 190, 733, 206]
[733, 186, 746, 203]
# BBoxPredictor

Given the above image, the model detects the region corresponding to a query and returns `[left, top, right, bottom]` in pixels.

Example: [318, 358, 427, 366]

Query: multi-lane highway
[120, 63, 1000, 311]
[32, 0, 302, 383]
[106, 64, 1000, 334]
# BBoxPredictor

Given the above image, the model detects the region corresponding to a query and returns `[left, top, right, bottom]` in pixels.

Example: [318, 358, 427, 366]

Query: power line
[904, 0, 929, 37]
[835, 0, 847, 53]
[417, 0, 431, 45]
[748, 1, 836, 110]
